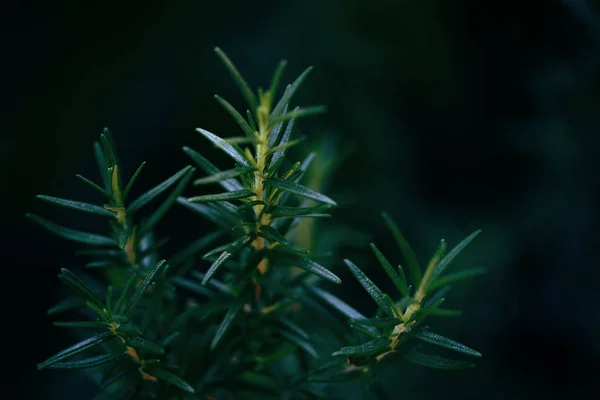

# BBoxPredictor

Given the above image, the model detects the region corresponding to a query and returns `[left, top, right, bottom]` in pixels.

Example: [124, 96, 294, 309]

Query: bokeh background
[2, 0, 599, 398]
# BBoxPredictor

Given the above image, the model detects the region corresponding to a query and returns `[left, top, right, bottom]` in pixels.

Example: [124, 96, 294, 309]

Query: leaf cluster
[28, 48, 485, 399]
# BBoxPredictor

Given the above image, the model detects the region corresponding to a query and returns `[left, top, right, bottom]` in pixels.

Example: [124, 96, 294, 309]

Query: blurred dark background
[2, 0, 599, 398]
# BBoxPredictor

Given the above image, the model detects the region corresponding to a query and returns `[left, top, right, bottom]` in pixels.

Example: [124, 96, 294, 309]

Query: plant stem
[252, 103, 272, 275]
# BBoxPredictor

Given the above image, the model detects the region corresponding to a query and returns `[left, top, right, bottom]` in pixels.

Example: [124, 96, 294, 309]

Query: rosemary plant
[28, 48, 485, 399]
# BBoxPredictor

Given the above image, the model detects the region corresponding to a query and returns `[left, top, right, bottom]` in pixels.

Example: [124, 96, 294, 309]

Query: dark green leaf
[247, 109, 257, 131]
[370, 243, 409, 297]
[271, 242, 310, 255]
[169, 230, 223, 268]
[122, 161, 147, 200]
[37, 195, 116, 217]
[270, 110, 295, 164]
[183, 146, 244, 191]
[259, 224, 288, 244]
[171, 276, 212, 297]
[37, 331, 116, 369]
[27, 214, 116, 246]
[141, 167, 195, 234]
[76, 174, 112, 199]
[268, 60, 287, 101]
[115, 272, 137, 315]
[45, 353, 120, 370]
[409, 330, 482, 357]
[99, 364, 138, 390]
[273, 251, 341, 284]
[177, 197, 234, 229]
[100, 130, 119, 167]
[214, 95, 255, 138]
[418, 308, 463, 317]
[53, 321, 108, 329]
[127, 337, 164, 355]
[148, 367, 196, 394]
[123, 260, 168, 319]
[94, 141, 110, 190]
[267, 204, 332, 218]
[115, 324, 142, 337]
[279, 318, 309, 340]
[127, 166, 192, 214]
[309, 287, 366, 320]
[187, 189, 255, 203]
[278, 329, 318, 358]
[269, 105, 327, 125]
[343, 259, 395, 317]
[214, 47, 258, 114]
[58, 269, 105, 311]
[195, 128, 251, 167]
[202, 234, 254, 285]
[267, 137, 305, 157]
[332, 338, 391, 358]
[430, 267, 487, 291]
[350, 317, 402, 329]
[47, 297, 83, 315]
[405, 351, 475, 370]
[433, 230, 482, 279]
[265, 177, 336, 206]
[381, 212, 421, 287]
[271, 66, 313, 119]
[211, 303, 242, 349]
[194, 167, 255, 186]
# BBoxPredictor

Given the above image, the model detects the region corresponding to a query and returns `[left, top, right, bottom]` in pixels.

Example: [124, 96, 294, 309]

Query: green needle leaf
[211, 303, 242, 350]
[122, 161, 147, 200]
[37, 331, 116, 369]
[343, 259, 395, 317]
[258, 224, 288, 244]
[127, 166, 193, 214]
[370, 243, 409, 297]
[75, 174, 112, 199]
[127, 337, 165, 355]
[273, 251, 341, 284]
[195, 127, 251, 167]
[58, 269, 107, 312]
[268, 60, 287, 101]
[123, 260, 168, 320]
[432, 230, 482, 279]
[214, 47, 258, 115]
[148, 367, 196, 394]
[202, 234, 254, 285]
[271, 66, 313, 119]
[269, 105, 327, 125]
[53, 321, 108, 329]
[309, 287, 367, 320]
[94, 141, 110, 190]
[278, 329, 318, 358]
[36, 195, 116, 217]
[140, 167, 195, 234]
[430, 267, 487, 291]
[381, 212, 421, 287]
[214, 95, 255, 138]
[418, 308, 463, 317]
[183, 146, 244, 191]
[194, 167, 256, 186]
[44, 353, 120, 370]
[27, 214, 116, 246]
[265, 177, 336, 206]
[350, 317, 402, 328]
[405, 351, 476, 370]
[187, 189, 255, 203]
[409, 330, 482, 357]
[332, 338, 391, 358]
